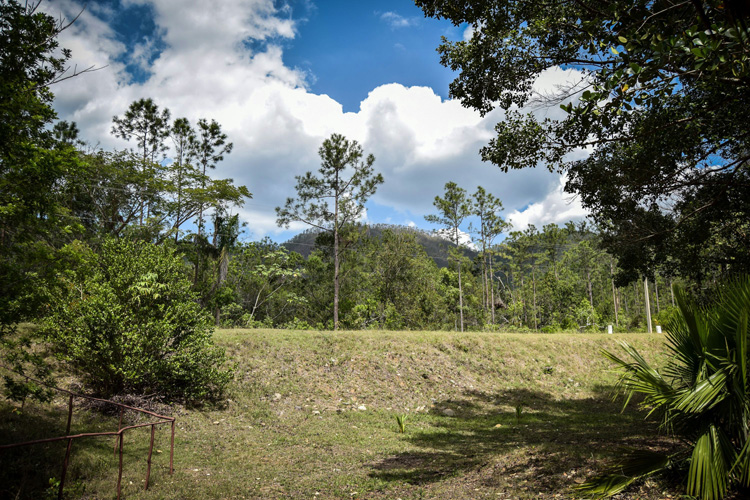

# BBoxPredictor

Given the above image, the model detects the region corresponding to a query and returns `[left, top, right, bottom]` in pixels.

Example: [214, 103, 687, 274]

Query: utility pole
[644, 277, 653, 333]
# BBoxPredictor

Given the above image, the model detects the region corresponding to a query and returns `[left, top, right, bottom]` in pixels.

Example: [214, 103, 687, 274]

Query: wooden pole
[65, 394, 74, 435]
[58, 438, 73, 500]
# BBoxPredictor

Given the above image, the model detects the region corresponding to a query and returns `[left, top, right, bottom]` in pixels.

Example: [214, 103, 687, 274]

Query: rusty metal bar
[117, 433, 124, 500]
[170, 419, 175, 475]
[65, 394, 74, 435]
[145, 424, 155, 490]
[58, 438, 73, 500]
[1, 422, 172, 450]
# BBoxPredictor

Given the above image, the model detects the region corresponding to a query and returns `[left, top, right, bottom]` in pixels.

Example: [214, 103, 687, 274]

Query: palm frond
[687, 425, 733, 500]
[602, 343, 675, 415]
[731, 432, 750, 488]
[672, 368, 729, 414]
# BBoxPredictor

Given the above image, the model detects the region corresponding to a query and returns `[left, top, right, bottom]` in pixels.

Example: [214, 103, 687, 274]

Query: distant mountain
[282, 224, 478, 268]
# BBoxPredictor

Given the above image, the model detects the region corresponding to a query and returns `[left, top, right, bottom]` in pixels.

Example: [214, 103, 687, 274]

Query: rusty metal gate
[0, 365, 176, 500]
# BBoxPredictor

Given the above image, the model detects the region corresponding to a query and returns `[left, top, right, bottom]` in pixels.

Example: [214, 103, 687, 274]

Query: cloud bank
[45, 0, 589, 241]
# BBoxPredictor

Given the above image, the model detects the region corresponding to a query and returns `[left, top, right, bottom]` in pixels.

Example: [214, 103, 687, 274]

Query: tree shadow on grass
[370, 386, 677, 496]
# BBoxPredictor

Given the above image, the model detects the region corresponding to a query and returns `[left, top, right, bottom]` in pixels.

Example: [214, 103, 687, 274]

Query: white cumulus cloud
[379, 11, 417, 29]
[506, 176, 589, 231]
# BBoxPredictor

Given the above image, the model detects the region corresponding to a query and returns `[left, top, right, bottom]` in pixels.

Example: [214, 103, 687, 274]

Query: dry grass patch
[1, 330, 676, 499]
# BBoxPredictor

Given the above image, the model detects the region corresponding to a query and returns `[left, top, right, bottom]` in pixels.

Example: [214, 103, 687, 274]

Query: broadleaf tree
[415, 0, 750, 282]
[0, 0, 90, 401]
[276, 133, 384, 330]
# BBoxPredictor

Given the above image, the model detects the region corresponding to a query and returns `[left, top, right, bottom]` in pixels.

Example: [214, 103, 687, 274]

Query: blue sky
[282, 1, 460, 112]
[46, 0, 588, 243]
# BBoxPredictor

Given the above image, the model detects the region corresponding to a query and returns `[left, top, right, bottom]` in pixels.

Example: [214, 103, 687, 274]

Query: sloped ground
[1, 330, 680, 499]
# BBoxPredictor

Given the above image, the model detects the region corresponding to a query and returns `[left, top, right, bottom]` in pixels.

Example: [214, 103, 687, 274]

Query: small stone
[442, 408, 455, 417]
[357, 405, 367, 411]
[272, 393, 282, 401]
[312, 410, 321, 415]
[213, 421, 220, 425]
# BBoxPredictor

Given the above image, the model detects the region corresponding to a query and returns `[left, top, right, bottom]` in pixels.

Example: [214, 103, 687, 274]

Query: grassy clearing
[1, 330, 677, 499]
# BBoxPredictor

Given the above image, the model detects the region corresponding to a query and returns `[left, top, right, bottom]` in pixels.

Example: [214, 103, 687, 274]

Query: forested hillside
[283, 224, 478, 266]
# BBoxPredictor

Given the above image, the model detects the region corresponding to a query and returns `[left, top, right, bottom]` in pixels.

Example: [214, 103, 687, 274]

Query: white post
[607, 325, 613, 334]
[644, 277, 653, 333]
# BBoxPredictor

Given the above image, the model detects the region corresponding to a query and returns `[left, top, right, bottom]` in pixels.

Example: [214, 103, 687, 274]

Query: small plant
[396, 414, 407, 433]
[44, 477, 85, 500]
[515, 403, 524, 423]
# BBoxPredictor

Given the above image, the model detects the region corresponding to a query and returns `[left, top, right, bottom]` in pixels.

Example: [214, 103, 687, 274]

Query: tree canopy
[415, 0, 750, 282]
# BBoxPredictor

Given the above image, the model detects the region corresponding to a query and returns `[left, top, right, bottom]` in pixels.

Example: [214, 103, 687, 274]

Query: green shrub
[43, 238, 232, 404]
[581, 276, 750, 499]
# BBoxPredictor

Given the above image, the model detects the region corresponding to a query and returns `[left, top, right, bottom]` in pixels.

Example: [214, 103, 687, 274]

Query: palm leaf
[731, 432, 750, 488]
[598, 278, 750, 499]
[672, 368, 729, 414]
[687, 425, 733, 500]
[602, 343, 675, 416]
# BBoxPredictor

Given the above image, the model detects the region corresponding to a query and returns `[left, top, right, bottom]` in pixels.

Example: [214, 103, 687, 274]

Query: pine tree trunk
[197, 161, 207, 238]
[457, 258, 464, 332]
[455, 226, 464, 332]
[532, 265, 538, 331]
[489, 250, 496, 325]
[334, 224, 340, 331]
[215, 247, 229, 327]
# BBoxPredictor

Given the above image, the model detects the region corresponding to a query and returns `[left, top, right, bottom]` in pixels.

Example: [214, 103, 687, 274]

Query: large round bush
[44, 238, 232, 403]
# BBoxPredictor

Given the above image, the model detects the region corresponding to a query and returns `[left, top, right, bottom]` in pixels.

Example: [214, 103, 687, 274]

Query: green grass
[1, 329, 676, 499]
